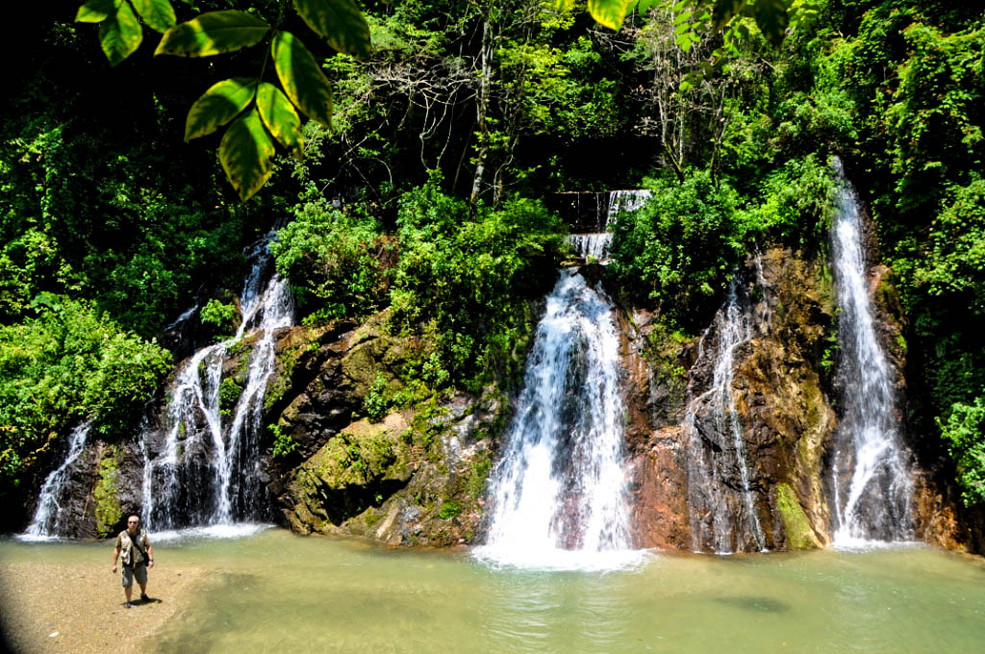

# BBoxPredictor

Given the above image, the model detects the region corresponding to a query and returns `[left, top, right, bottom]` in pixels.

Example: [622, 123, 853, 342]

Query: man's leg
[122, 565, 134, 607]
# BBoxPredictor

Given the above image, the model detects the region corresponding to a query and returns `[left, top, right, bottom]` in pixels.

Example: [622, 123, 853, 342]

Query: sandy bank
[0, 561, 208, 654]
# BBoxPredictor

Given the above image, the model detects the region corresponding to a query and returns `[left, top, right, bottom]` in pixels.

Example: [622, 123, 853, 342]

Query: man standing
[111, 515, 154, 609]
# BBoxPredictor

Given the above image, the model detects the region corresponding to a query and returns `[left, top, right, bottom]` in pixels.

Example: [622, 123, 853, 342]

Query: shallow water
[2, 530, 984, 653]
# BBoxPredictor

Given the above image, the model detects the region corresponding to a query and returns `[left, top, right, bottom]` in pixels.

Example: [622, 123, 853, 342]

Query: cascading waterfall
[829, 158, 914, 545]
[685, 281, 766, 554]
[21, 421, 93, 539]
[474, 270, 641, 570]
[568, 190, 651, 261]
[143, 235, 293, 533]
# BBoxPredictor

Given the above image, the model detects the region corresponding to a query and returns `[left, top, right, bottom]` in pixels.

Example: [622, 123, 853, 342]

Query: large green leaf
[155, 10, 270, 57]
[587, 0, 633, 31]
[185, 78, 258, 141]
[219, 108, 276, 201]
[76, 0, 122, 23]
[753, 0, 789, 47]
[293, 0, 371, 59]
[99, 2, 143, 66]
[555, 0, 575, 11]
[256, 83, 303, 157]
[272, 31, 333, 128]
[130, 0, 176, 33]
[712, 0, 745, 30]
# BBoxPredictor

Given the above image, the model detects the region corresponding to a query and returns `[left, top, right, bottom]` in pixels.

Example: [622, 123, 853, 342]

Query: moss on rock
[775, 482, 821, 550]
[93, 445, 123, 538]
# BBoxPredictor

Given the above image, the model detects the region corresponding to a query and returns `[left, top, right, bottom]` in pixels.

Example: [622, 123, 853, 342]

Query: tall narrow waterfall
[474, 270, 641, 570]
[829, 159, 914, 545]
[142, 235, 293, 533]
[685, 281, 766, 553]
[21, 421, 93, 539]
[569, 190, 651, 261]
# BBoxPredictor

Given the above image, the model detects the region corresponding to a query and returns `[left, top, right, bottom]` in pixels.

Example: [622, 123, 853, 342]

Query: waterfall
[143, 235, 293, 534]
[568, 190, 651, 262]
[21, 421, 93, 539]
[829, 159, 914, 545]
[685, 281, 766, 554]
[474, 270, 643, 570]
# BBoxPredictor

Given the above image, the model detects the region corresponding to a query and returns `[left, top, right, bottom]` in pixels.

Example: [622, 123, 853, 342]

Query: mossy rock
[93, 445, 123, 538]
[775, 482, 821, 550]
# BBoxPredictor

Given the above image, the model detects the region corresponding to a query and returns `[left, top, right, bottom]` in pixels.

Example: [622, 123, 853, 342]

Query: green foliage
[270, 191, 389, 322]
[363, 373, 390, 422]
[270, 423, 300, 460]
[200, 299, 238, 334]
[218, 376, 244, 416]
[438, 500, 461, 519]
[75, 0, 372, 200]
[938, 396, 985, 507]
[389, 178, 565, 388]
[0, 296, 170, 489]
[606, 169, 741, 328]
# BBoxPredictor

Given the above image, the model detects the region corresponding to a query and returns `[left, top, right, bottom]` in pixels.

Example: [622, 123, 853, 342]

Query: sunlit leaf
[99, 2, 143, 66]
[76, 0, 122, 23]
[753, 0, 790, 47]
[587, 0, 633, 31]
[155, 10, 270, 57]
[637, 0, 654, 13]
[256, 83, 303, 157]
[293, 0, 371, 59]
[219, 108, 276, 201]
[130, 0, 176, 34]
[272, 31, 333, 128]
[555, 0, 575, 11]
[185, 78, 258, 141]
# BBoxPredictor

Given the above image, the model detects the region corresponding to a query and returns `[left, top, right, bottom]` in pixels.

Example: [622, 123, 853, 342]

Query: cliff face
[266, 314, 507, 546]
[622, 247, 968, 552]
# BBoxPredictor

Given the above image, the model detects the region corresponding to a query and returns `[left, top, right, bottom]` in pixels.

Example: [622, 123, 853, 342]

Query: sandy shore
[0, 561, 208, 654]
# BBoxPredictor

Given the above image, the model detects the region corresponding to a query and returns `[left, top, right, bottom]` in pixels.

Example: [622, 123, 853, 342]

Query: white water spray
[474, 270, 643, 570]
[143, 235, 293, 531]
[568, 190, 651, 262]
[829, 159, 914, 546]
[21, 421, 93, 539]
[685, 282, 766, 553]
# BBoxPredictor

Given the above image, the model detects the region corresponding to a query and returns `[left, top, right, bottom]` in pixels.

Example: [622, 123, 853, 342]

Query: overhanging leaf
[555, 0, 575, 11]
[219, 108, 276, 201]
[712, 0, 745, 30]
[99, 2, 143, 66]
[185, 78, 258, 141]
[587, 0, 633, 31]
[753, 0, 790, 47]
[256, 82, 303, 157]
[155, 10, 270, 57]
[293, 0, 371, 59]
[272, 31, 333, 128]
[76, 0, 122, 23]
[130, 0, 176, 34]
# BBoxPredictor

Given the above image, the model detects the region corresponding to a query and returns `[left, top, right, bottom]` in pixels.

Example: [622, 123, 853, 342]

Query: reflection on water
[2, 530, 985, 653]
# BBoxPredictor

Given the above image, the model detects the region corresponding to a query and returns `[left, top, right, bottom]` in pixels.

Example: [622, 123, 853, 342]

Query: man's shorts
[121, 563, 147, 588]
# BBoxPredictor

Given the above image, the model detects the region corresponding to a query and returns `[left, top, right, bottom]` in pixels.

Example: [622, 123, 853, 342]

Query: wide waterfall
[829, 158, 914, 545]
[142, 235, 293, 534]
[569, 190, 651, 261]
[21, 421, 93, 539]
[474, 270, 643, 570]
[685, 281, 766, 554]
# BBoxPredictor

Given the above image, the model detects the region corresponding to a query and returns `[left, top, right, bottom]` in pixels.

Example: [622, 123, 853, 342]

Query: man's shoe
[124, 602, 132, 609]
[140, 594, 149, 602]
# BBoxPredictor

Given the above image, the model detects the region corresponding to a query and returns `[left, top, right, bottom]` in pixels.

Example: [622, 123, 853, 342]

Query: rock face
[621, 248, 837, 551]
[267, 314, 506, 546]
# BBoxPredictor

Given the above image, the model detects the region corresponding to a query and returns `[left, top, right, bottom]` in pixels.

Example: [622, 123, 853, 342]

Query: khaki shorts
[121, 563, 147, 588]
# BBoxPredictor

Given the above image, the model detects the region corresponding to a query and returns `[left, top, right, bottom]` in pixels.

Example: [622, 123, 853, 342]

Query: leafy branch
[76, 0, 371, 200]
